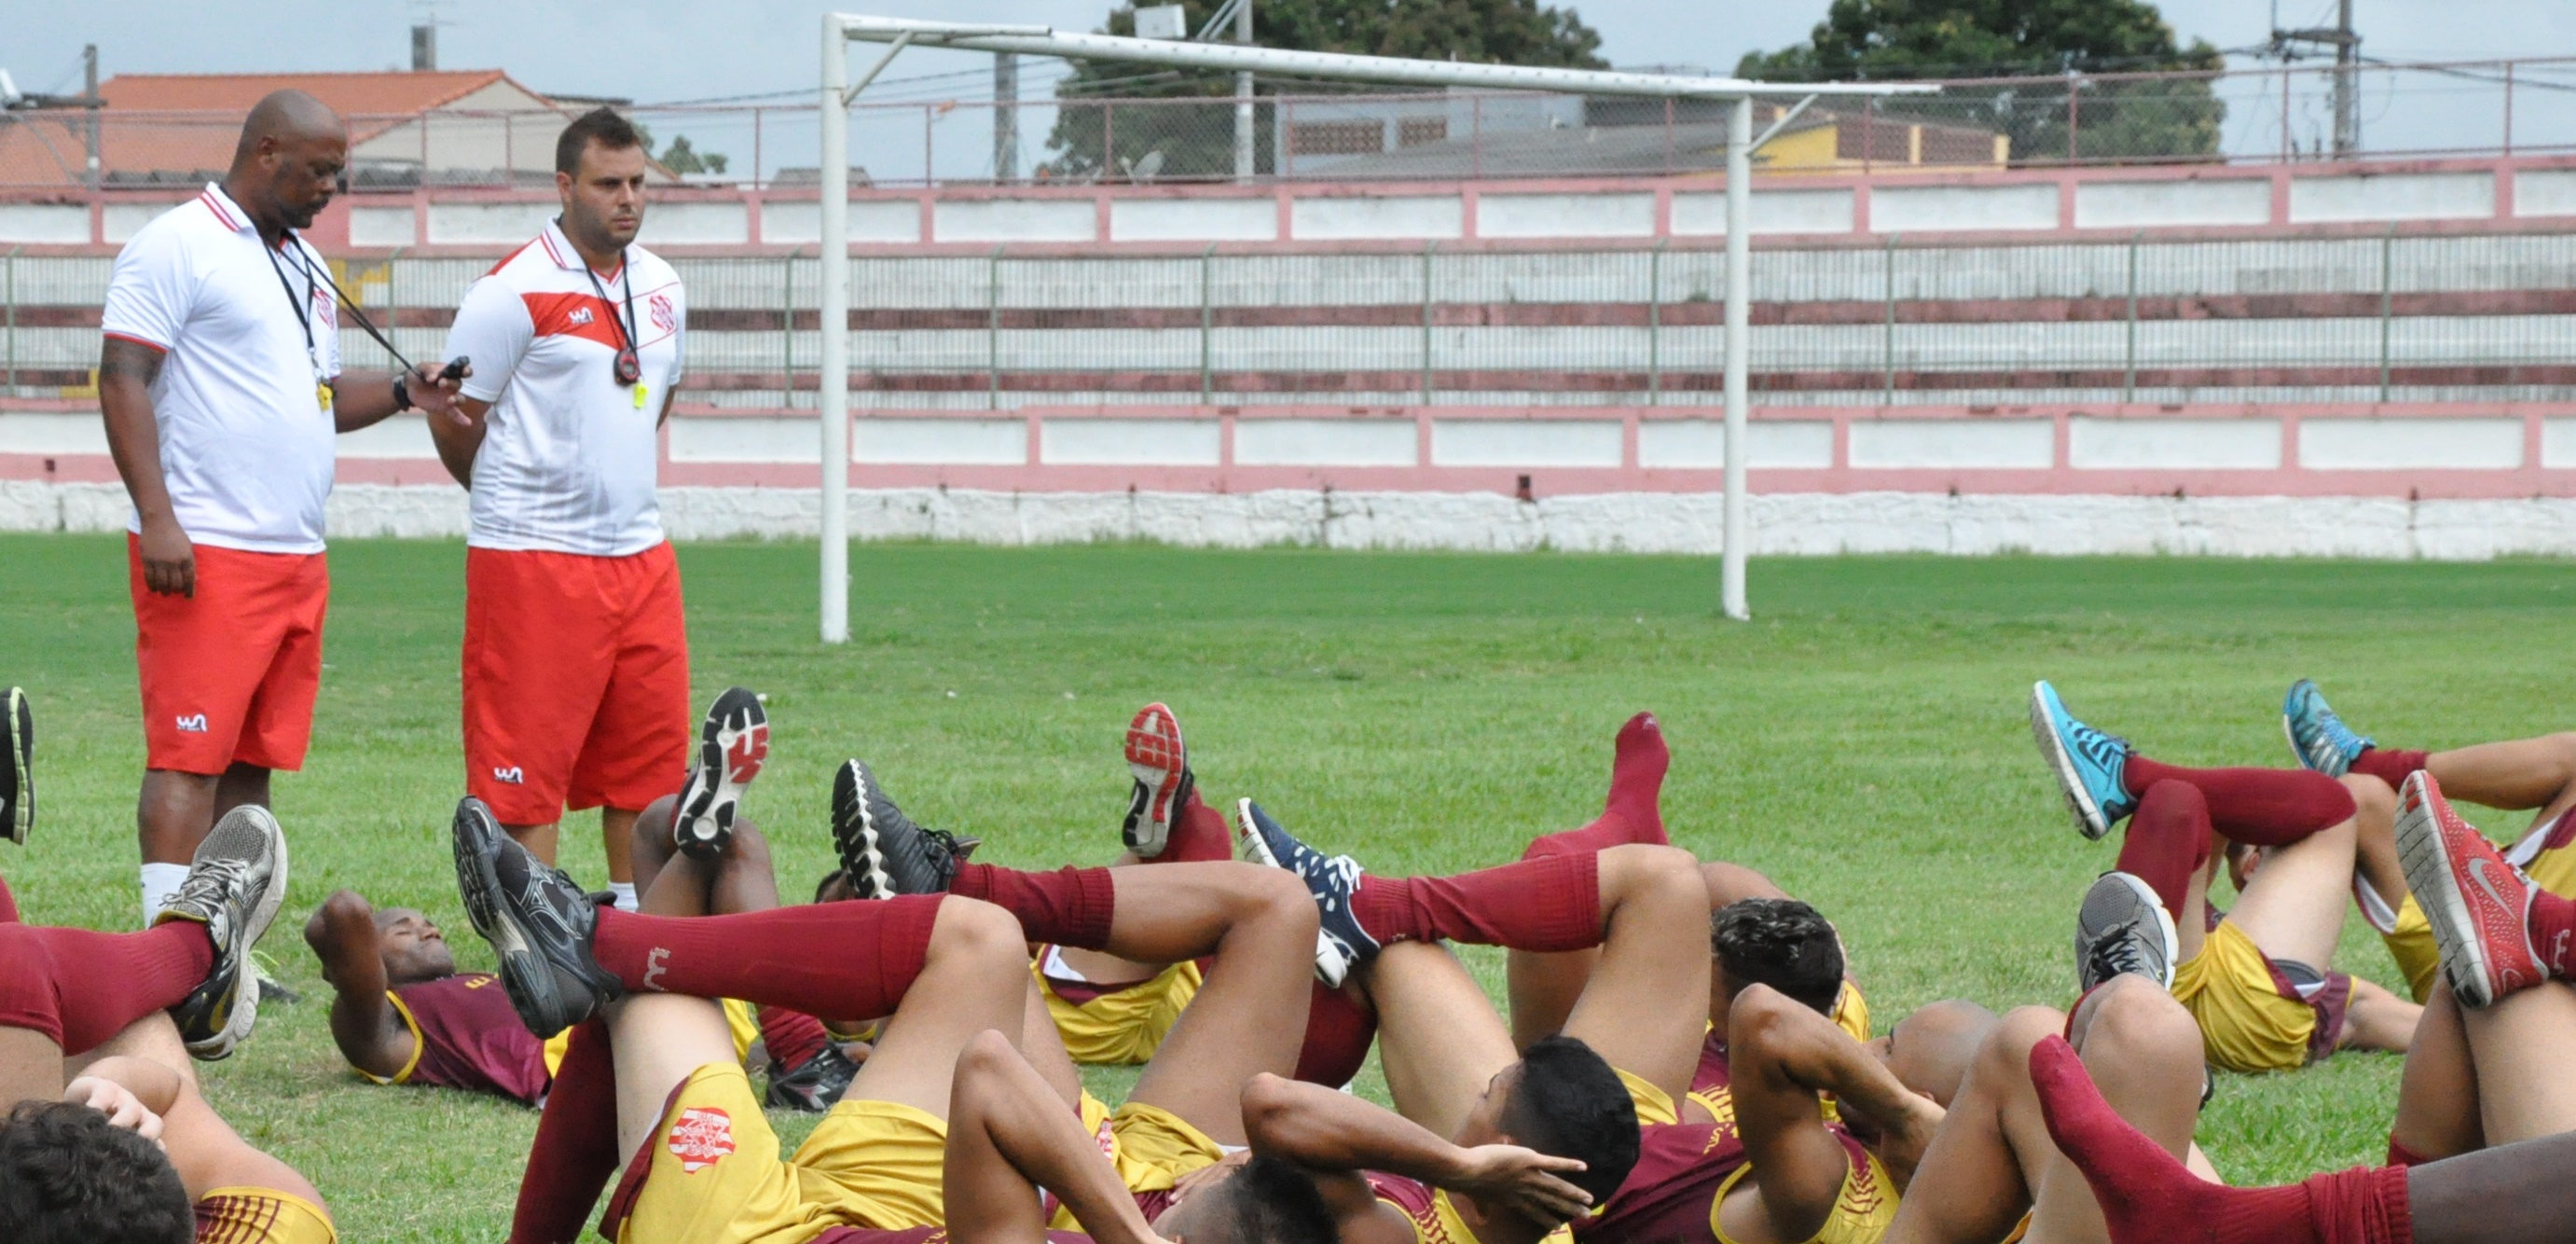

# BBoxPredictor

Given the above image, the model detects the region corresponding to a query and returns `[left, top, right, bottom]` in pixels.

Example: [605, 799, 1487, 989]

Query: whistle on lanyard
[632, 382, 649, 409]
[316, 381, 335, 412]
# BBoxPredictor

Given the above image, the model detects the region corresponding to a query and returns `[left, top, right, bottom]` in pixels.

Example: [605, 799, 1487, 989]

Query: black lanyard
[263, 237, 323, 375]
[579, 245, 642, 387]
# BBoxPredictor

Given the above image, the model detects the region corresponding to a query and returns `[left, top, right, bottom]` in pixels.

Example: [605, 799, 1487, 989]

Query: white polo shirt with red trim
[100, 183, 342, 555]
[443, 218, 685, 557]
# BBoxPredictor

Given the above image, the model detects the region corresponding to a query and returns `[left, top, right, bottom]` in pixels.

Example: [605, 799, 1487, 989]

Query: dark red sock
[590, 896, 943, 1019]
[0, 920, 214, 1054]
[2386, 1137, 2433, 1168]
[2117, 781, 2214, 922]
[1353, 853, 1601, 952]
[2529, 889, 2576, 979]
[2349, 748, 2431, 790]
[2124, 755, 2355, 847]
[1150, 793, 1234, 865]
[507, 1017, 617, 1244]
[758, 1006, 833, 1071]
[948, 864, 1117, 950]
[1293, 979, 1378, 1088]
[2030, 1035, 2412, 1244]
[1605, 712, 1670, 845]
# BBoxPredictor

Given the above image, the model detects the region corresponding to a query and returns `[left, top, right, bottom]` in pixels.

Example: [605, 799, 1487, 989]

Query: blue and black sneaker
[2030, 681, 2139, 841]
[2282, 679, 2372, 779]
[451, 796, 623, 1036]
[1232, 798, 1379, 988]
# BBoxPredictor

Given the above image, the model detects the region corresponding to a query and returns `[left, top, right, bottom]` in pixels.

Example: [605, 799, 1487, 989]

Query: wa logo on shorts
[491, 766, 525, 784]
[668, 1106, 736, 1173]
[174, 713, 209, 733]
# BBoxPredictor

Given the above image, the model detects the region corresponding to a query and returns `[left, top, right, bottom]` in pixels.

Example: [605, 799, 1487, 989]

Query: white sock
[140, 863, 192, 926]
[608, 881, 640, 913]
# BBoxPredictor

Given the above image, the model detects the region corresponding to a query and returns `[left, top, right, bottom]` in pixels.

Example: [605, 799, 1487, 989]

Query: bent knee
[933, 896, 1032, 965]
[2071, 974, 2195, 1054]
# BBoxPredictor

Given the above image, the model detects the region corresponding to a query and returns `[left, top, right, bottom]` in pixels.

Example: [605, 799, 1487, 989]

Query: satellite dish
[1128, 150, 1165, 183]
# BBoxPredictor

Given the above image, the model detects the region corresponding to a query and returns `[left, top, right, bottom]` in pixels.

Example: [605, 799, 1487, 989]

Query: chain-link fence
[11, 231, 2576, 409]
[5, 57, 2574, 192]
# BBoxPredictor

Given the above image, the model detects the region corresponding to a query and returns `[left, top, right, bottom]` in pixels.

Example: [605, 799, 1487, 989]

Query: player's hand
[63, 1076, 166, 1144]
[1452, 1143, 1592, 1223]
[408, 359, 474, 427]
[138, 513, 196, 598]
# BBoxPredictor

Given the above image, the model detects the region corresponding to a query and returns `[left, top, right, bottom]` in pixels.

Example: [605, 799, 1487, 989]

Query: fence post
[384, 247, 404, 367]
[1421, 241, 1437, 406]
[1646, 240, 1666, 405]
[5, 246, 17, 392]
[2504, 61, 2515, 158]
[2123, 230, 2141, 403]
[1882, 233, 1899, 404]
[2280, 66, 2294, 162]
[989, 245, 1006, 408]
[1471, 95, 1482, 181]
[2066, 75, 2080, 163]
[1200, 243, 1218, 403]
[2378, 225, 2396, 403]
[926, 104, 937, 187]
[783, 248, 800, 408]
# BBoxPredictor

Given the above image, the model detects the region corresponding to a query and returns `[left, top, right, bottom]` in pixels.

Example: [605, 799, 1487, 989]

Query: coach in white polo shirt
[432, 108, 690, 906]
[100, 90, 464, 921]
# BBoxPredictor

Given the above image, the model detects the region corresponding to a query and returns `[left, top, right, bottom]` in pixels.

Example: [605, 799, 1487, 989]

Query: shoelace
[167, 858, 252, 925]
[2068, 722, 2132, 773]
[2087, 919, 2152, 983]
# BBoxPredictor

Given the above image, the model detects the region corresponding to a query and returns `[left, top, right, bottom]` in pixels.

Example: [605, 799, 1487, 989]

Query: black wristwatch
[392, 373, 415, 412]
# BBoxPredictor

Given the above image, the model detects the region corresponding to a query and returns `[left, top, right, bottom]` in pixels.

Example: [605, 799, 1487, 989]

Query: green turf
[5, 532, 2570, 1239]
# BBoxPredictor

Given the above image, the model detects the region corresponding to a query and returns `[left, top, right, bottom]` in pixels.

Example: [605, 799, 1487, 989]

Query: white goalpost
[816, 14, 1928, 643]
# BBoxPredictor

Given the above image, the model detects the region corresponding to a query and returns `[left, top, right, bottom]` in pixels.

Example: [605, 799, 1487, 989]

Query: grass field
[7, 532, 2574, 1240]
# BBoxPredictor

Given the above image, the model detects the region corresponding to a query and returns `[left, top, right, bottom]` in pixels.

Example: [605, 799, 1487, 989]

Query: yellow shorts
[607, 1063, 946, 1244]
[2172, 920, 2341, 1074]
[2511, 813, 2576, 898]
[1052, 1093, 1227, 1230]
[1709, 1147, 1899, 1244]
[1620, 1069, 1680, 1127]
[195, 1187, 337, 1244]
[1037, 954, 1204, 1066]
[2379, 894, 2442, 1004]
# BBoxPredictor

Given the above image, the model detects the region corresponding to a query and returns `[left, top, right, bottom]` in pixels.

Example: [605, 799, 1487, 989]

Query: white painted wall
[1109, 199, 1278, 242]
[934, 199, 1097, 244]
[0, 413, 107, 455]
[1289, 196, 1464, 241]
[1670, 188, 1854, 236]
[2073, 179, 2272, 230]
[103, 200, 188, 243]
[669, 416, 820, 463]
[2542, 418, 2576, 468]
[0, 204, 91, 244]
[2514, 169, 2576, 218]
[2289, 173, 2495, 224]
[1233, 418, 1417, 466]
[1635, 420, 1835, 469]
[1040, 418, 1221, 465]
[1429, 419, 1621, 467]
[336, 415, 438, 461]
[2299, 417, 2524, 469]
[428, 201, 558, 245]
[1478, 193, 1655, 240]
[641, 201, 751, 246]
[1870, 184, 2059, 232]
[1848, 419, 2054, 469]
[348, 206, 418, 248]
[854, 418, 1027, 465]
[2069, 417, 2280, 470]
[761, 200, 922, 244]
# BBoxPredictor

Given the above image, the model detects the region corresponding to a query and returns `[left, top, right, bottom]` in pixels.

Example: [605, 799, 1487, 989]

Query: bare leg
[0, 1026, 62, 1112]
[601, 806, 639, 887]
[91, 1014, 320, 1209]
[2346, 775, 2408, 921]
[137, 768, 220, 865]
[1509, 860, 1782, 1050]
[1114, 863, 1318, 1147]
[2408, 1131, 2576, 1244]
[2459, 980, 2576, 1145]
[2339, 977, 2418, 1054]
[504, 820, 562, 867]
[2424, 734, 2576, 812]
[1719, 985, 1940, 1244]
[608, 993, 741, 1165]
[839, 899, 1031, 1122]
[1017, 973, 1086, 1113]
[1054, 850, 1176, 988]
[630, 802, 781, 919]
[2226, 815, 2359, 973]
[1557, 845, 1713, 1107]
[2391, 983, 2485, 1161]
[946, 1030, 1158, 1244]
[1369, 941, 1523, 1140]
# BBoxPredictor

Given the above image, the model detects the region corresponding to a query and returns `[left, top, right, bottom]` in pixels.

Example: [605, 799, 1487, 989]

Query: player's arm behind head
[0, 1098, 194, 1244]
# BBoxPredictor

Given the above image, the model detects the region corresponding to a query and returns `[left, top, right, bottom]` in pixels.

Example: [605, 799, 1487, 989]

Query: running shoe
[2282, 679, 2371, 779]
[2030, 681, 2139, 840]
[2, 685, 29, 843]
[451, 796, 623, 1035]
[673, 687, 769, 860]
[1122, 702, 1194, 860]
[1233, 798, 1379, 988]
[766, 1044, 861, 1113]
[2074, 871, 2179, 993]
[160, 805, 291, 1060]
[833, 759, 971, 899]
[2396, 771, 2546, 1009]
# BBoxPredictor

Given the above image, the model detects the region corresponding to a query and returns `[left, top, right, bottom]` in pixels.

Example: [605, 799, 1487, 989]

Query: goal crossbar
[814, 14, 1935, 642]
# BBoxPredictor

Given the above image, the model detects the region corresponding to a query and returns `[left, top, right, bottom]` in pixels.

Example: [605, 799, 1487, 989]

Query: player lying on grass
[833, 743, 1698, 1244]
[2284, 678, 2576, 1002]
[2031, 681, 2419, 1072]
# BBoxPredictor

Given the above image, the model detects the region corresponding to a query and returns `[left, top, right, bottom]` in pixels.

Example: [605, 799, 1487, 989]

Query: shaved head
[223, 90, 349, 237]
[234, 90, 345, 164]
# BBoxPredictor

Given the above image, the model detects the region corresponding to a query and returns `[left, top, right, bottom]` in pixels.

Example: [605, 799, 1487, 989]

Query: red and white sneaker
[673, 687, 768, 860]
[1121, 702, 1192, 860]
[2397, 770, 2545, 1008]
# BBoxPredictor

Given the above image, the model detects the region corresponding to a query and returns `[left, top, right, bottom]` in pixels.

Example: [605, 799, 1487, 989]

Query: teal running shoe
[2282, 679, 2371, 778]
[2030, 681, 2138, 841]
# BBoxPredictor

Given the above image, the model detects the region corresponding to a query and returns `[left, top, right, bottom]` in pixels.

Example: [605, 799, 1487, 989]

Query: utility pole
[83, 45, 100, 192]
[2270, 0, 2361, 159]
[411, 24, 438, 71]
[1233, 0, 1255, 180]
[993, 52, 1019, 183]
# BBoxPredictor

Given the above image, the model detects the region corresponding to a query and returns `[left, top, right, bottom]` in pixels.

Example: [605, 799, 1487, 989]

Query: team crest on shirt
[650, 293, 675, 335]
[668, 1107, 736, 1172]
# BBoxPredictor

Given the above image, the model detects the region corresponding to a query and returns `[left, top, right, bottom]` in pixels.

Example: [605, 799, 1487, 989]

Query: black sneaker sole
[675, 688, 767, 860]
[831, 760, 893, 900]
[4, 686, 29, 845]
[451, 797, 584, 1035]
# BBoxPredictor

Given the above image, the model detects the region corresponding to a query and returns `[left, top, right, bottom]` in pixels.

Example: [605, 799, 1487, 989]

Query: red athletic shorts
[462, 543, 690, 825]
[128, 533, 328, 775]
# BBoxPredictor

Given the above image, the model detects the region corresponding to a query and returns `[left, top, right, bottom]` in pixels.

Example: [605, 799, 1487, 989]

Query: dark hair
[1496, 1036, 1640, 1207]
[1207, 1154, 1338, 1244]
[0, 1099, 192, 1244]
[815, 869, 847, 904]
[556, 107, 646, 176]
[1712, 898, 1845, 1016]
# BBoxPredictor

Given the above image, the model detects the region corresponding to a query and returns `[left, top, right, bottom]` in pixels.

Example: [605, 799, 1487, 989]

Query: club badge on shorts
[668, 1106, 736, 1173]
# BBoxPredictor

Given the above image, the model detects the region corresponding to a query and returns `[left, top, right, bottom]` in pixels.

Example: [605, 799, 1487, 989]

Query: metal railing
[4, 56, 2575, 192]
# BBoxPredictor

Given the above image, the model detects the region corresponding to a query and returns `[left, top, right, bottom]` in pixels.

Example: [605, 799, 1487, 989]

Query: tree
[658, 134, 730, 176]
[1040, 0, 1606, 181]
[1737, 0, 2225, 164]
